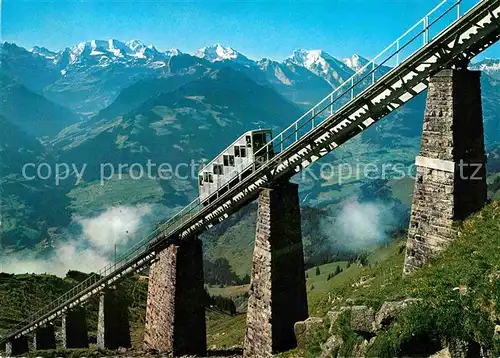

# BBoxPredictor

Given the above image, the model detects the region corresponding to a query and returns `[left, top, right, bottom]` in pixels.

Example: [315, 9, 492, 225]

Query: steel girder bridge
[1, 0, 499, 347]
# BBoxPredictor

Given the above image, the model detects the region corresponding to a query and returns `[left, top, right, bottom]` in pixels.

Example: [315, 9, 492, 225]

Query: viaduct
[2, 0, 500, 356]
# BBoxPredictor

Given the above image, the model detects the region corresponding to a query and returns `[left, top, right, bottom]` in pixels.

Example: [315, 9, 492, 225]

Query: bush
[237, 274, 251, 285]
[315, 267, 321, 276]
[331, 310, 360, 357]
[305, 321, 330, 357]
[204, 258, 241, 286]
[367, 301, 494, 357]
[334, 265, 342, 276]
[210, 294, 237, 315]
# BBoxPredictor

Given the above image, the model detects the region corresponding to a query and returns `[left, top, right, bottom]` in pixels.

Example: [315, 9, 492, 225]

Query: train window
[240, 147, 247, 157]
[234, 146, 240, 157]
[199, 175, 203, 186]
[246, 135, 252, 148]
[203, 172, 209, 182]
[223, 155, 229, 166]
[253, 133, 264, 151]
[266, 132, 272, 142]
[213, 164, 223, 175]
[208, 173, 213, 183]
[229, 155, 235, 166]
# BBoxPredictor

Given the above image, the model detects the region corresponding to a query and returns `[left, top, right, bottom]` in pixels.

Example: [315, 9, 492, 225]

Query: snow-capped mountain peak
[194, 44, 252, 65]
[65, 39, 181, 65]
[195, 44, 235, 61]
[124, 40, 154, 58]
[287, 49, 354, 88]
[126, 39, 146, 52]
[30, 46, 57, 60]
[342, 54, 370, 71]
[69, 40, 115, 61]
[470, 58, 500, 80]
[473, 58, 500, 71]
[164, 48, 183, 57]
[288, 49, 334, 68]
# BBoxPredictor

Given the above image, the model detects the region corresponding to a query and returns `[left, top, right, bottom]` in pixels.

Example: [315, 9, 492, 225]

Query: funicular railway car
[199, 129, 274, 205]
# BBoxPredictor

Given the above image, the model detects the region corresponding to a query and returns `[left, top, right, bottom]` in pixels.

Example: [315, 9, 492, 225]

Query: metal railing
[2, 0, 485, 341]
[253, 0, 468, 159]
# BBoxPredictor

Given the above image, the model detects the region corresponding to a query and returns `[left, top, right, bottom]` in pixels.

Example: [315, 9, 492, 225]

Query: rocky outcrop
[429, 348, 452, 358]
[327, 310, 341, 334]
[375, 298, 422, 329]
[316, 299, 423, 357]
[448, 339, 482, 358]
[320, 335, 343, 358]
[350, 306, 376, 335]
[294, 317, 324, 349]
[302, 296, 496, 358]
[352, 338, 375, 357]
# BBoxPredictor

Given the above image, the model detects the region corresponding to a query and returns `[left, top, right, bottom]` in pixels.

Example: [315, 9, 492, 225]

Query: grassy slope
[487, 173, 500, 200]
[0, 273, 147, 347]
[203, 252, 393, 349]
[283, 200, 500, 357]
[203, 208, 257, 278]
[206, 311, 246, 349]
[0, 270, 247, 352]
[0, 274, 73, 337]
[66, 175, 168, 217]
[200, 263, 357, 350]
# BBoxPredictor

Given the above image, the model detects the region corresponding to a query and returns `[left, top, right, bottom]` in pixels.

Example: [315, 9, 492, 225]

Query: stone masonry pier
[62, 307, 89, 349]
[404, 69, 487, 274]
[5, 336, 28, 357]
[97, 288, 131, 350]
[244, 181, 308, 357]
[143, 237, 206, 356]
[34, 324, 56, 350]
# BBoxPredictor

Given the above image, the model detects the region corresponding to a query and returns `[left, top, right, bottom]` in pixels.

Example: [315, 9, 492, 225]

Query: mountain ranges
[0, 40, 499, 266]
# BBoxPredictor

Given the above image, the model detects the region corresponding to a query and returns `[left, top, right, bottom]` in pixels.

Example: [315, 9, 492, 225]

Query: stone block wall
[143, 237, 206, 356]
[404, 69, 487, 274]
[244, 182, 308, 357]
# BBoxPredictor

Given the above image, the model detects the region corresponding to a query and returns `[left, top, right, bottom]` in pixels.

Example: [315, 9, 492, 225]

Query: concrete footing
[143, 237, 206, 356]
[34, 324, 56, 350]
[5, 336, 29, 356]
[62, 307, 89, 348]
[244, 181, 308, 357]
[97, 288, 131, 349]
[404, 69, 487, 274]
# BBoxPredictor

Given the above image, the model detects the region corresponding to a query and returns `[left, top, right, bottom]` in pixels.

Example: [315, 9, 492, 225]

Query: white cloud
[76, 204, 151, 252]
[0, 205, 153, 277]
[0, 244, 109, 277]
[322, 196, 396, 250]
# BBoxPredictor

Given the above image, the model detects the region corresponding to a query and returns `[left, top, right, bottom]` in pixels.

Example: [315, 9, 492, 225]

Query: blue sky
[3, 0, 499, 61]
